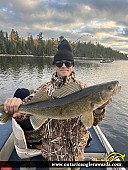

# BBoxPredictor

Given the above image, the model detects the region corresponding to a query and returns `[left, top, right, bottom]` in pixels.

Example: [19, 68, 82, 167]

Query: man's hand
[4, 97, 23, 118]
[100, 99, 112, 108]
[94, 99, 112, 114]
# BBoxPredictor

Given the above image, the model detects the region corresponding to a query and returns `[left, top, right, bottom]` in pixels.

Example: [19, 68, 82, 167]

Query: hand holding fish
[94, 99, 112, 114]
[3, 97, 22, 118]
[99, 98, 112, 108]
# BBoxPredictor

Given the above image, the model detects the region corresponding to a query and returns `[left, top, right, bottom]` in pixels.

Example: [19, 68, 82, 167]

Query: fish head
[100, 80, 121, 103]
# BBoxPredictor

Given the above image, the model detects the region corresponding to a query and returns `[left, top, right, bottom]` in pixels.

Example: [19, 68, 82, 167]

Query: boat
[100, 59, 114, 63]
[0, 120, 126, 170]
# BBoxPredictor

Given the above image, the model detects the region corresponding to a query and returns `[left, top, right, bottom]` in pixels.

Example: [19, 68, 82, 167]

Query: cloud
[0, 0, 128, 53]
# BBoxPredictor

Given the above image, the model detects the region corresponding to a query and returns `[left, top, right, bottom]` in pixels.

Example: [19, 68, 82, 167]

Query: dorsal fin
[53, 82, 82, 98]
[27, 85, 50, 104]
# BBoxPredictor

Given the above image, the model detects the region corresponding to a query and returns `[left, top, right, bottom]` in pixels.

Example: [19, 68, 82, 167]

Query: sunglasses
[55, 60, 73, 68]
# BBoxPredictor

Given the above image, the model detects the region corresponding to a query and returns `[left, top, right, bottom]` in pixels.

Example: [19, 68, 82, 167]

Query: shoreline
[0, 54, 34, 57]
[1, 54, 127, 60]
[0, 54, 55, 58]
[0, 54, 102, 60]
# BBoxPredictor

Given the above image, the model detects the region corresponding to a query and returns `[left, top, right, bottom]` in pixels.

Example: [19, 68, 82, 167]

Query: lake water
[0, 56, 128, 160]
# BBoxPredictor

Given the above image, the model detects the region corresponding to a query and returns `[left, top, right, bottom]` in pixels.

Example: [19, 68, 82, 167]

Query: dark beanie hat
[53, 39, 74, 65]
[14, 88, 30, 101]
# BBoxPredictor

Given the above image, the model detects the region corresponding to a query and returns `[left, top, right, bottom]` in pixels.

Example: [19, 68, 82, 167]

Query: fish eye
[108, 85, 113, 90]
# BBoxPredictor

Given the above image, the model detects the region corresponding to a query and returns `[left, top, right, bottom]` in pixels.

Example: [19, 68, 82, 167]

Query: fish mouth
[113, 82, 121, 95]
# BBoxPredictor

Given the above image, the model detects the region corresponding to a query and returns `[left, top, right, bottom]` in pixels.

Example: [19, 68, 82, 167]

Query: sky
[0, 0, 128, 54]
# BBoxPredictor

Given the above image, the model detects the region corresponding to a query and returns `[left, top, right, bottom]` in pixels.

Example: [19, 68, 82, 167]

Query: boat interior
[0, 120, 121, 170]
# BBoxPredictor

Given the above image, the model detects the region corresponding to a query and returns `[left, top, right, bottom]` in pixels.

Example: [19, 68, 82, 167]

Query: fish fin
[81, 112, 94, 128]
[30, 116, 47, 129]
[53, 82, 82, 98]
[27, 85, 50, 104]
[0, 104, 12, 124]
[0, 112, 12, 124]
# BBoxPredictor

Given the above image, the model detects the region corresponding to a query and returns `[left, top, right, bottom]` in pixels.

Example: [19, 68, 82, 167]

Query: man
[4, 39, 108, 170]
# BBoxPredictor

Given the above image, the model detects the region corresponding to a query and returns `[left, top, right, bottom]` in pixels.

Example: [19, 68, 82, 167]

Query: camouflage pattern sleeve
[93, 99, 111, 126]
[93, 108, 105, 126]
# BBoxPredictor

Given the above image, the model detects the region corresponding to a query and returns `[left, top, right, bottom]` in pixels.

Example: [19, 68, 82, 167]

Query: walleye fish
[0, 81, 121, 127]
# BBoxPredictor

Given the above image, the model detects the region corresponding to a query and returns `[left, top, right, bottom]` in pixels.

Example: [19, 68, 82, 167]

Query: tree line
[0, 29, 127, 60]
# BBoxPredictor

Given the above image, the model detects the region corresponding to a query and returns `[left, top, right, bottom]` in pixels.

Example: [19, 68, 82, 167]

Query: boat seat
[0, 120, 14, 160]
[12, 118, 42, 159]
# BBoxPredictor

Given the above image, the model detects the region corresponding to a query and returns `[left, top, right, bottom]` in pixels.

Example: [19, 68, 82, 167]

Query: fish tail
[0, 104, 12, 124]
[0, 104, 4, 111]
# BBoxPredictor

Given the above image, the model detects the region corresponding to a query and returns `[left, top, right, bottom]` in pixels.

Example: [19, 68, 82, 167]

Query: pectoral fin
[30, 115, 47, 130]
[81, 111, 94, 128]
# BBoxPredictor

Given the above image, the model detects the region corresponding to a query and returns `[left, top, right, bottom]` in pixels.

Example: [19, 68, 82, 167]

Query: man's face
[54, 60, 74, 77]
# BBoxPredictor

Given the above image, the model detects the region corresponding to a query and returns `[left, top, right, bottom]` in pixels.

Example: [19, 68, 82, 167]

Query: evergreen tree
[0, 29, 127, 60]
